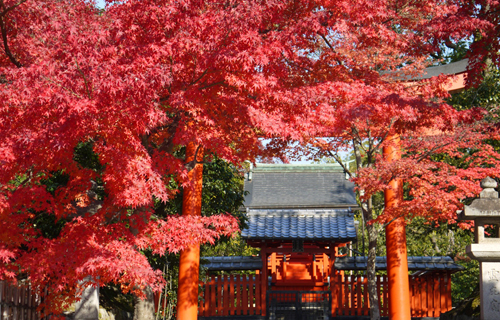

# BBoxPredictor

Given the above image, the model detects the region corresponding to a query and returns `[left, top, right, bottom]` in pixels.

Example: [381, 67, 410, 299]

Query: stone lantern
[458, 177, 500, 320]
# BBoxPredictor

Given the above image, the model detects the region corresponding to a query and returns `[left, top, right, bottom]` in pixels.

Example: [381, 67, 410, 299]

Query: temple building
[198, 163, 463, 320]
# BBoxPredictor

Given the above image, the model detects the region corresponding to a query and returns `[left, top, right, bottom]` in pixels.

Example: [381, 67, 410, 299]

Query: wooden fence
[199, 271, 453, 318]
[0, 281, 47, 320]
[410, 272, 452, 318]
[331, 272, 453, 317]
[331, 273, 371, 316]
[198, 274, 263, 317]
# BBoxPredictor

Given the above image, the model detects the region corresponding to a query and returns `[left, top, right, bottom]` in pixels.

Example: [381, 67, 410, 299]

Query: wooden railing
[0, 281, 47, 320]
[410, 272, 452, 318]
[198, 271, 453, 318]
[331, 273, 371, 316]
[198, 274, 263, 317]
[199, 272, 453, 318]
[331, 272, 453, 317]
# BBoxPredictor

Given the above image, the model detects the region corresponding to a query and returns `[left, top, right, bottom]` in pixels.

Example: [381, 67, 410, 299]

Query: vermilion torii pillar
[384, 134, 411, 320]
[177, 142, 204, 320]
[383, 60, 468, 319]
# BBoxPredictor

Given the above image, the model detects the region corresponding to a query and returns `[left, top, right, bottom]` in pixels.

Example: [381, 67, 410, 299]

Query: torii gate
[386, 59, 468, 320]
[176, 59, 469, 320]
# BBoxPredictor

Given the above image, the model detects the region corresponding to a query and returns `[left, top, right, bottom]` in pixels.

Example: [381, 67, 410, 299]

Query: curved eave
[242, 236, 357, 242]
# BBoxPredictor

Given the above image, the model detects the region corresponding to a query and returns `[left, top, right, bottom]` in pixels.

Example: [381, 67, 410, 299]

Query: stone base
[74, 278, 99, 320]
[480, 262, 500, 320]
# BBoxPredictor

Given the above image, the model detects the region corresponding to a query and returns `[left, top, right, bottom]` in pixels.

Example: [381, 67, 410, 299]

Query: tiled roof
[244, 164, 357, 209]
[201, 256, 262, 271]
[241, 209, 357, 241]
[200, 256, 463, 272]
[381, 59, 468, 81]
[335, 256, 464, 272]
[419, 59, 468, 79]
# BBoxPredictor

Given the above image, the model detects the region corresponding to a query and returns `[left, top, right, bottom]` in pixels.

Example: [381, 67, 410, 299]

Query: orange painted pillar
[177, 143, 204, 320]
[261, 246, 268, 316]
[384, 134, 411, 320]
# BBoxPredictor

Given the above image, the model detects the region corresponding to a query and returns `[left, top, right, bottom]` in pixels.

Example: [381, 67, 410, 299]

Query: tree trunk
[133, 286, 155, 320]
[352, 136, 381, 320]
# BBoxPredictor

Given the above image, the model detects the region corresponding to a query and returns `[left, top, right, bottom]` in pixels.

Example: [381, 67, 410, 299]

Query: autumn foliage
[263, 0, 500, 225]
[1, 0, 500, 314]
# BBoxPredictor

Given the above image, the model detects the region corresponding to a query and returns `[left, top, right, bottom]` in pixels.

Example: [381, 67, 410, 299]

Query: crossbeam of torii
[386, 59, 468, 320]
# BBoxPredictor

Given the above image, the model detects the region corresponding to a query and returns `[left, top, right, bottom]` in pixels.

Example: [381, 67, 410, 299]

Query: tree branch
[140, 116, 180, 156]
[190, 69, 208, 87]
[327, 150, 353, 178]
[365, 124, 375, 164]
[199, 81, 225, 90]
[43, 77, 82, 98]
[43, 77, 82, 99]
[318, 33, 343, 66]
[75, 58, 92, 99]
[185, 144, 203, 171]
[351, 126, 365, 151]
[372, 118, 395, 153]
[383, 212, 404, 228]
[0, 13, 22, 67]
[352, 138, 363, 170]
[0, 0, 25, 67]
[415, 142, 453, 163]
[414, 129, 468, 163]
[0, 0, 27, 18]
[444, 39, 458, 50]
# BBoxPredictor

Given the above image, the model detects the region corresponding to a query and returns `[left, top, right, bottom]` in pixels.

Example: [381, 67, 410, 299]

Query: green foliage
[443, 62, 500, 306]
[405, 218, 473, 257]
[74, 141, 103, 171]
[433, 40, 470, 65]
[31, 213, 67, 240]
[430, 149, 481, 170]
[355, 214, 479, 306]
[451, 259, 479, 305]
[448, 66, 500, 111]
[201, 234, 258, 258]
[353, 208, 386, 257]
[100, 285, 135, 314]
[405, 217, 478, 306]
[41, 171, 70, 195]
[198, 159, 258, 270]
[201, 158, 246, 217]
[159, 157, 254, 254]
[155, 157, 246, 220]
[444, 41, 470, 64]
[30, 142, 104, 241]
[27, 171, 71, 240]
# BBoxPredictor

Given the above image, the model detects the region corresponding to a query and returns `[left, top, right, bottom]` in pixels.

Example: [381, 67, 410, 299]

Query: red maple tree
[0, 0, 306, 312]
[0, 0, 362, 313]
[1, 0, 499, 316]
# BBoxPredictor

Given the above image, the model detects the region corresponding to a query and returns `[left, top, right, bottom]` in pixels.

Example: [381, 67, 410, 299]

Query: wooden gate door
[266, 290, 331, 320]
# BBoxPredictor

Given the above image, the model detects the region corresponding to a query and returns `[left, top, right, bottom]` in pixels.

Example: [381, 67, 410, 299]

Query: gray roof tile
[335, 256, 464, 272]
[241, 209, 357, 241]
[201, 256, 262, 271]
[244, 164, 357, 209]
